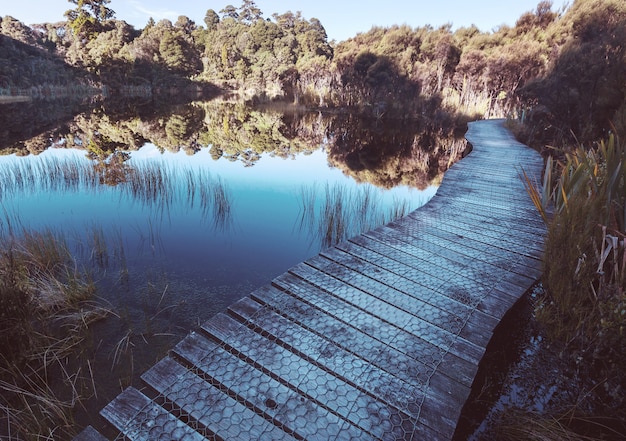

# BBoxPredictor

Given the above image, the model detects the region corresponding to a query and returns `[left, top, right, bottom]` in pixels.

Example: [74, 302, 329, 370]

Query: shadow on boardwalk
[78, 119, 546, 441]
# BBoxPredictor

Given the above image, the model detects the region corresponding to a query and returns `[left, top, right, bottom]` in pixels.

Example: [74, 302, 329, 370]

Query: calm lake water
[0, 99, 465, 433]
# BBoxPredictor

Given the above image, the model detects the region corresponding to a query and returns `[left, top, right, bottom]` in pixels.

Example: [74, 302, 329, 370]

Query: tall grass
[0, 225, 108, 439]
[0, 155, 234, 230]
[298, 182, 414, 249]
[524, 134, 625, 423]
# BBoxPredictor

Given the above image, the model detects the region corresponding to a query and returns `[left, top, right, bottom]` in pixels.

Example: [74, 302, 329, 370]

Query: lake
[0, 98, 466, 435]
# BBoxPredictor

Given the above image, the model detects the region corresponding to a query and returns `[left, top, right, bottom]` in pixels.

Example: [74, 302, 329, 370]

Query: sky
[2, 0, 570, 42]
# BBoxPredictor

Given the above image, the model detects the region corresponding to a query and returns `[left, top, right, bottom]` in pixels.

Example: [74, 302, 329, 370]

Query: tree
[158, 29, 201, 74]
[1, 16, 39, 46]
[175, 15, 196, 35]
[220, 5, 239, 20]
[204, 9, 220, 30]
[65, 0, 115, 39]
[238, 0, 263, 24]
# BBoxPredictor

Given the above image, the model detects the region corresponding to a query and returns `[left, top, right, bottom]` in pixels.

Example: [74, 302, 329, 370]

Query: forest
[1, 0, 625, 439]
[0, 0, 623, 146]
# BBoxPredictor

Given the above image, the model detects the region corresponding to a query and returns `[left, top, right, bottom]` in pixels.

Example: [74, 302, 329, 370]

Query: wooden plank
[335, 235, 518, 319]
[406, 214, 545, 259]
[330, 240, 487, 315]
[317, 247, 499, 345]
[374, 220, 544, 279]
[436, 196, 546, 233]
[305, 253, 495, 349]
[251, 285, 473, 437]
[426, 194, 546, 236]
[73, 426, 108, 441]
[275, 268, 484, 369]
[172, 331, 365, 441]
[287, 262, 486, 365]
[404, 208, 544, 258]
[142, 357, 296, 441]
[251, 283, 475, 405]
[228, 296, 457, 439]
[100, 387, 206, 441]
[434, 183, 538, 207]
[201, 312, 437, 440]
[390, 215, 543, 268]
[410, 196, 544, 238]
[338, 236, 517, 330]
[363, 225, 540, 294]
[368, 223, 538, 289]
[367, 225, 536, 304]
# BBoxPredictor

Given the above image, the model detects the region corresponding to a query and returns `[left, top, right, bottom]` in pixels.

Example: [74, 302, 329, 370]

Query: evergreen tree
[65, 0, 115, 39]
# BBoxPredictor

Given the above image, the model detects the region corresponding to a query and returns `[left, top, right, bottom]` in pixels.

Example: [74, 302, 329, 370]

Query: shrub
[526, 134, 625, 416]
[0, 228, 105, 439]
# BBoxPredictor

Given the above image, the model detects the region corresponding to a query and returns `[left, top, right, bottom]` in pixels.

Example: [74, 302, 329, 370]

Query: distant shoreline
[0, 95, 32, 103]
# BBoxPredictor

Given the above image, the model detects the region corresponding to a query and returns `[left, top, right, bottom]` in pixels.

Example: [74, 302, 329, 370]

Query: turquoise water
[0, 144, 436, 333]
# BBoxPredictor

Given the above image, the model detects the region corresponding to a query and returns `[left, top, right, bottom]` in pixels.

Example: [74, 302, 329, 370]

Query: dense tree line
[518, 0, 626, 147]
[1, 0, 625, 144]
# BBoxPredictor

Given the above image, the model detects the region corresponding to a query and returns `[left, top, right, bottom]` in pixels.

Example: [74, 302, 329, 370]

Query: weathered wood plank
[403, 213, 544, 260]
[73, 426, 108, 441]
[232, 287, 470, 439]
[251, 283, 474, 408]
[373, 220, 543, 279]
[268, 274, 480, 383]
[317, 247, 499, 345]
[273, 265, 484, 372]
[328, 241, 488, 314]
[373, 221, 541, 288]
[202, 314, 420, 439]
[306, 252, 495, 349]
[172, 331, 364, 441]
[201, 312, 427, 440]
[228, 296, 456, 439]
[363, 225, 539, 295]
[142, 357, 297, 440]
[336, 234, 521, 319]
[100, 387, 206, 441]
[287, 262, 486, 365]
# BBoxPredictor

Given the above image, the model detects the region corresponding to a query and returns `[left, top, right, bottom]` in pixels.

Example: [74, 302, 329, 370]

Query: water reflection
[1, 100, 466, 191]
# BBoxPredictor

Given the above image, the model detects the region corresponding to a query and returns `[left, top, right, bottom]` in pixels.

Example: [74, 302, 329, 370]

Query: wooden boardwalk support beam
[89, 119, 546, 440]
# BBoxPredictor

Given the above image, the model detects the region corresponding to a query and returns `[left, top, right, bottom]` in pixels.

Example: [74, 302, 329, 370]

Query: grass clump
[0, 227, 106, 439]
[298, 182, 415, 249]
[524, 134, 626, 437]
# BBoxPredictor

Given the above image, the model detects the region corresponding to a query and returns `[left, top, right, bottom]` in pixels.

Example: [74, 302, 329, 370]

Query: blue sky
[3, 0, 569, 42]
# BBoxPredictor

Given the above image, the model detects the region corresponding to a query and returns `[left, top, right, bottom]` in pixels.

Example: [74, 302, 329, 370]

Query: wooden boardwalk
[80, 119, 546, 440]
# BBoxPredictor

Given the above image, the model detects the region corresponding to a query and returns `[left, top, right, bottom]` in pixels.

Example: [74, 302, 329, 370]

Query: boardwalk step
[100, 387, 206, 441]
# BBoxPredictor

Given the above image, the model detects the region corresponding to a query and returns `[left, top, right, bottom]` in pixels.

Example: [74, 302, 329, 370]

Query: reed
[298, 182, 414, 249]
[1, 154, 235, 232]
[524, 134, 625, 423]
[487, 407, 626, 441]
[210, 176, 233, 230]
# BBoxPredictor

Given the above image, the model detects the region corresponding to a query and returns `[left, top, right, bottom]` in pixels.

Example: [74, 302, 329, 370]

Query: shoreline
[0, 96, 32, 104]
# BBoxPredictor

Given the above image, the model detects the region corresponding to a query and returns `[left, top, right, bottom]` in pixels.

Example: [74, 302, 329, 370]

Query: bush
[527, 134, 625, 417]
[0, 229, 105, 439]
